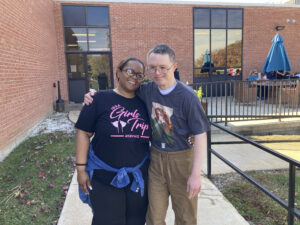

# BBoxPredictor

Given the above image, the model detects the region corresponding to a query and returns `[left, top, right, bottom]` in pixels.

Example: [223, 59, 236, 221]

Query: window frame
[62, 5, 111, 53]
[61, 5, 114, 102]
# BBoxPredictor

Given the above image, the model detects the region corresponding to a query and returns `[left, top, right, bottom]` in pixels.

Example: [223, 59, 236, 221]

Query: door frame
[66, 52, 113, 103]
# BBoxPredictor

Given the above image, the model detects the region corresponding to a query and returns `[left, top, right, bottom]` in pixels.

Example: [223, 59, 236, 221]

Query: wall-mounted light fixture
[275, 25, 285, 31]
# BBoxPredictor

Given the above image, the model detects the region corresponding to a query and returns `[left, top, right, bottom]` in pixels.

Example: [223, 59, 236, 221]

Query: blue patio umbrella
[201, 50, 215, 73]
[262, 33, 291, 73]
[202, 50, 213, 66]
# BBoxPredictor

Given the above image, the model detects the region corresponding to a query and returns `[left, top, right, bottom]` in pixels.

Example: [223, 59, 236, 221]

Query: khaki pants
[146, 146, 197, 225]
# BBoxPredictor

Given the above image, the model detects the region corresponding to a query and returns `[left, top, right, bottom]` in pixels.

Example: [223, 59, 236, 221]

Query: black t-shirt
[75, 90, 151, 184]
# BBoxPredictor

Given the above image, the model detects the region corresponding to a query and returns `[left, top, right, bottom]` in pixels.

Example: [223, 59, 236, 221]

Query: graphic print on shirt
[109, 104, 150, 139]
[151, 102, 174, 148]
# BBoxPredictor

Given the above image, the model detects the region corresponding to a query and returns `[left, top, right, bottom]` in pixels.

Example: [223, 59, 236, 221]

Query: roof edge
[53, 0, 300, 8]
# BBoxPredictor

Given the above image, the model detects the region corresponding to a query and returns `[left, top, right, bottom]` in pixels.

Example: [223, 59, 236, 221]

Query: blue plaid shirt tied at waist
[79, 145, 149, 208]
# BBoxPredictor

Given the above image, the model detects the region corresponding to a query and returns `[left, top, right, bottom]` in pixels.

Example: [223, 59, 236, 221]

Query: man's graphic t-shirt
[137, 81, 210, 152]
[75, 90, 151, 183]
[151, 102, 175, 148]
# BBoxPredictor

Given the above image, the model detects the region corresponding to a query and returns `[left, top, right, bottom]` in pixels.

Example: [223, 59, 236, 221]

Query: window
[64, 28, 88, 51]
[62, 5, 113, 102]
[62, 5, 110, 52]
[87, 7, 109, 26]
[211, 9, 226, 28]
[194, 8, 243, 78]
[194, 8, 209, 28]
[62, 6, 85, 26]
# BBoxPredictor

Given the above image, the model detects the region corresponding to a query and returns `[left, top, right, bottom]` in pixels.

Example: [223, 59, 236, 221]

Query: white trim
[54, 0, 300, 8]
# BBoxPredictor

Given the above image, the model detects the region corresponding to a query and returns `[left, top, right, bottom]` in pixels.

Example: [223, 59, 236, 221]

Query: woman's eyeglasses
[122, 68, 145, 80]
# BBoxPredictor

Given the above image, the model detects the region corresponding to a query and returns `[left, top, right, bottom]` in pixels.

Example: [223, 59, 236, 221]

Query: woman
[75, 57, 151, 225]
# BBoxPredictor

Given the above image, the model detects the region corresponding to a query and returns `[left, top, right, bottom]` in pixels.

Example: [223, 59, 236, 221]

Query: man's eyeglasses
[147, 64, 174, 74]
[122, 68, 145, 80]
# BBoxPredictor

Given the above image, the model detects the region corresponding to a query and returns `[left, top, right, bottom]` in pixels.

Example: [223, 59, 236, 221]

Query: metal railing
[193, 79, 300, 123]
[207, 122, 300, 225]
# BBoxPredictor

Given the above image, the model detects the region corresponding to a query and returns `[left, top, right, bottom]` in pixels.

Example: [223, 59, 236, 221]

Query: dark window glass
[88, 28, 110, 51]
[64, 28, 88, 51]
[227, 29, 242, 68]
[193, 8, 243, 79]
[67, 54, 85, 78]
[194, 8, 210, 28]
[211, 69, 225, 76]
[194, 29, 210, 78]
[194, 68, 209, 78]
[228, 9, 243, 28]
[211, 29, 226, 68]
[62, 6, 85, 26]
[87, 7, 109, 26]
[87, 54, 111, 90]
[211, 9, 226, 28]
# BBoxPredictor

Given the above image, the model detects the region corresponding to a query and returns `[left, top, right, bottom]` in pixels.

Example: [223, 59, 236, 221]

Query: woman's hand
[83, 91, 96, 106]
[77, 170, 92, 194]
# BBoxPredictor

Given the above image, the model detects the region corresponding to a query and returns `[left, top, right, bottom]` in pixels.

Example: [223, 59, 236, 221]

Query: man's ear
[173, 63, 178, 71]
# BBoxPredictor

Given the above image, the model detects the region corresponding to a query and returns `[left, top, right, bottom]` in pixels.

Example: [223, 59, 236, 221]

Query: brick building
[0, 0, 300, 155]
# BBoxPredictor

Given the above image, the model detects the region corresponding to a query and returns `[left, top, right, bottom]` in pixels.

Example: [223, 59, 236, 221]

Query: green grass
[214, 170, 300, 225]
[0, 132, 76, 225]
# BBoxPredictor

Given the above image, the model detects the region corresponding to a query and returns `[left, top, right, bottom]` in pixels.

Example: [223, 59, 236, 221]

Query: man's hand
[187, 172, 202, 199]
[188, 135, 195, 145]
[187, 132, 207, 199]
[77, 170, 92, 194]
[83, 90, 96, 106]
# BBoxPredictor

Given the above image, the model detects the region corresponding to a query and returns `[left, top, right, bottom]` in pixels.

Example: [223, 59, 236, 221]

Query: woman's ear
[116, 71, 120, 81]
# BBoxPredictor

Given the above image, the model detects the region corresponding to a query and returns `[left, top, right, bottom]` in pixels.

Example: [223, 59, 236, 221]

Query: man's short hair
[147, 44, 176, 63]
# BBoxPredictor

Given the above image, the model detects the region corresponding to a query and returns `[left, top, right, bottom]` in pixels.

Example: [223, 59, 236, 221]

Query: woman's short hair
[117, 57, 145, 73]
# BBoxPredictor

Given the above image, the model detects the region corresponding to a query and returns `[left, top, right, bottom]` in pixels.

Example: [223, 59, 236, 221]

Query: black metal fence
[192, 79, 300, 123]
[207, 122, 300, 225]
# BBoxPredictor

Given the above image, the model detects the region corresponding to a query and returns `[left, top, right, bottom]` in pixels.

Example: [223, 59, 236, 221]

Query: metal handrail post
[225, 81, 228, 126]
[288, 163, 296, 225]
[207, 129, 212, 178]
[279, 81, 282, 122]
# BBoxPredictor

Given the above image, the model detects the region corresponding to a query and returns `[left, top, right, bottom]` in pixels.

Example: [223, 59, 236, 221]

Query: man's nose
[155, 68, 160, 74]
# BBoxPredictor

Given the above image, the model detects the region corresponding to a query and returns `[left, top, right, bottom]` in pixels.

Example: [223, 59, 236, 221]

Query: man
[84, 44, 210, 225]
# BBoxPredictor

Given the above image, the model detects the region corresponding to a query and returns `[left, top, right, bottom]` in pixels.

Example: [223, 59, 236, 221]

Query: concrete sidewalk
[58, 111, 298, 225]
[58, 171, 248, 225]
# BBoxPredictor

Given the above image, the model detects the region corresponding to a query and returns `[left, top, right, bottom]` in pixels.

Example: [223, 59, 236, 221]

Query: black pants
[90, 178, 148, 225]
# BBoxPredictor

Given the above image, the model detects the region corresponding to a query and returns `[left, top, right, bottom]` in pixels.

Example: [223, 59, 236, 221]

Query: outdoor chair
[281, 83, 300, 105]
[233, 82, 257, 103]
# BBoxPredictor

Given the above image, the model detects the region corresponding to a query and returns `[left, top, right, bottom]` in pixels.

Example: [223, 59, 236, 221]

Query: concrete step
[213, 118, 300, 135]
[64, 104, 83, 113]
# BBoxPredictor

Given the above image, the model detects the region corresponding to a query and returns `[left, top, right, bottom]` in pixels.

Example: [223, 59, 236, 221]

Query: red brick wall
[243, 6, 300, 79]
[55, 2, 300, 85]
[0, 0, 66, 152]
[54, 1, 195, 84]
[109, 3, 300, 81]
[2, 1, 299, 153]
[109, 3, 194, 84]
